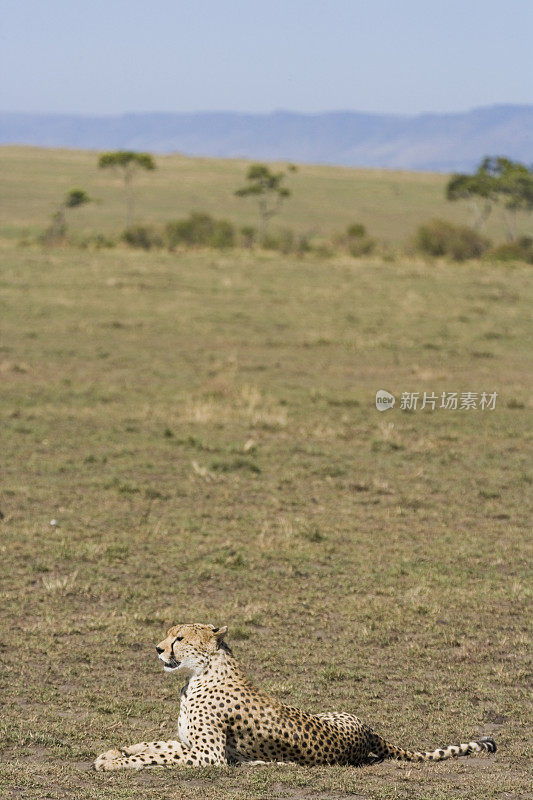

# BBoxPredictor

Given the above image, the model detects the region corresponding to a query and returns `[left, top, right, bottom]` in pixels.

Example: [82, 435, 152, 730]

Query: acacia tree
[98, 151, 156, 228]
[44, 188, 92, 244]
[446, 170, 494, 231]
[235, 163, 296, 235]
[447, 156, 533, 240]
[485, 157, 533, 241]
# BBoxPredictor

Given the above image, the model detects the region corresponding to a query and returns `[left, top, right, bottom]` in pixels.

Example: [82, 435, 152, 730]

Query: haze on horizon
[1, 0, 532, 117]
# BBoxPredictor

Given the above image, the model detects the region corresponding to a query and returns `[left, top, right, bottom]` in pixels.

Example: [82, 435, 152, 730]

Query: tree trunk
[502, 208, 516, 242]
[258, 198, 268, 239]
[469, 200, 484, 231]
[124, 169, 134, 229]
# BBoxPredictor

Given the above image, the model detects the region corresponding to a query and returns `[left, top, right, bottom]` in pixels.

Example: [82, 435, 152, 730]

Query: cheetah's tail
[368, 733, 496, 763]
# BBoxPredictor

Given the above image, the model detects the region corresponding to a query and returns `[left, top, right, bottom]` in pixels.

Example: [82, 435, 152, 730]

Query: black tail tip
[478, 736, 497, 753]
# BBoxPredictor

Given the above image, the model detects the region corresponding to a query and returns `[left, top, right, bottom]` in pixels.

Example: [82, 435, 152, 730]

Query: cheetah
[94, 623, 496, 770]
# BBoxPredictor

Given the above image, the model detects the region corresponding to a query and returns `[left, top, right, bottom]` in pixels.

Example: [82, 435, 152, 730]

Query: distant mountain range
[1, 105, 531, 172]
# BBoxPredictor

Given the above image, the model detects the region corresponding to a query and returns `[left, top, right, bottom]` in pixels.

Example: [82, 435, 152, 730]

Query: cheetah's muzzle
[163, 658, 180, 671]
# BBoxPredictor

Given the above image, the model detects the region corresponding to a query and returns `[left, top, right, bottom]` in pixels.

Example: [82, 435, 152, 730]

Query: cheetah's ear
[210, 625, 228, 642]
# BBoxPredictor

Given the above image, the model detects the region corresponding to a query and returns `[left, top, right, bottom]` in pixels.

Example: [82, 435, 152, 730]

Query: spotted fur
[94, 623, 497, 771]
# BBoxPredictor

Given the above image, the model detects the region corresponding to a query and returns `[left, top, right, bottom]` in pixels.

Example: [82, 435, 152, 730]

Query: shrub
[40, 187, 93, 247]
[65, 189, 92, 208]
[346, 223, 367, 238]
[166, 212, 213, 248]
[261, 228, 295, 254]
[210, 219, 235, 249]
[295, 233, 313, 255]
[122, 224, 162, 250]
[165, 212, 235, 249]
[335, 222, 376, 257]
[78, 233, 116, 249]
[259, 228, 314, 256]
[415, 218, 490, 261]
[92, 233, 116, 249]
[488, 236, 533, 264]
[347, 238, 375, 257]
[311, 241, 334, 258]
[240, 225, 257, 248]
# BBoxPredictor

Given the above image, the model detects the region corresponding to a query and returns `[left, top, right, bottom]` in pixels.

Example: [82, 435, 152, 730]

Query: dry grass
[0, 236, 531, 800]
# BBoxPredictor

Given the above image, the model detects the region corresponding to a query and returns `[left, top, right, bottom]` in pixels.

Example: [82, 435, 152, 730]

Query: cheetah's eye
[175, 636, 183, 641]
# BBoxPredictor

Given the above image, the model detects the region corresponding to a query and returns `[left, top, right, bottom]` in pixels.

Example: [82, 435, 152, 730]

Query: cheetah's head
[156, 623, 228, 676]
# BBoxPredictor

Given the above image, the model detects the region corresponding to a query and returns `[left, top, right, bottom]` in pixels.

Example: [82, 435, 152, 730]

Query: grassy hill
[1, 145, 530, 245]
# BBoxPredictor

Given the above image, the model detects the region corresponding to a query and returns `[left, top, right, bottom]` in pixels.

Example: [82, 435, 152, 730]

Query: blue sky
[2, 0, 532, 115]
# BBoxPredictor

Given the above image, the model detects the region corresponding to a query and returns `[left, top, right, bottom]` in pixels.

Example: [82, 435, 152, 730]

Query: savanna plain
[0, 147, 531, 800]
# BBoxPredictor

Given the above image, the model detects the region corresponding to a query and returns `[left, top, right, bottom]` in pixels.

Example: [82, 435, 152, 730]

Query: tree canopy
[98, 151, 156, 172]
[64, 188, 92, 208]
[447, 156, 533, 240]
